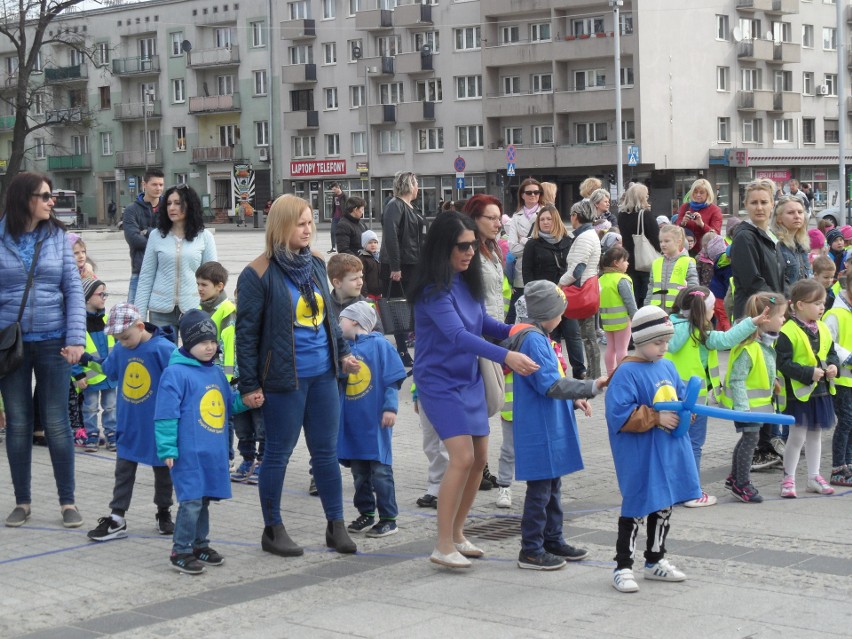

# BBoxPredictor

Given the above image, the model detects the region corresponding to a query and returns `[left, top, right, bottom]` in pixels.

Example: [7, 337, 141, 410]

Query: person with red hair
[462, 195, 505, 321]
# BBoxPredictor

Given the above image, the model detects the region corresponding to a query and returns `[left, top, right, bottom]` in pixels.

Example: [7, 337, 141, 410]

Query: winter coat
[380, 197, 423, 271]
[359, 249, 382, 298]
[521, 235, 572, 286]
[730, 221, 785, 320]
[617, 208, 661, 271]
[675, 203, 723, 255]
[335, 214, 367, 256]
[479, 244, 505, 321]
[560, 224, 601, 286]
[122, 194, 160, 275]
[507, 208, 539, 288]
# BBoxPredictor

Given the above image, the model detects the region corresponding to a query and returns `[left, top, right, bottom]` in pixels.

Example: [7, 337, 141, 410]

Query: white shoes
[430, 548, 471, 568]
[454, 539, 485, 558]
[612, 568, 639, 593]
[644, 558, 686, 582]
[683, 491, 717, 508]
[496, 486, 512, 509]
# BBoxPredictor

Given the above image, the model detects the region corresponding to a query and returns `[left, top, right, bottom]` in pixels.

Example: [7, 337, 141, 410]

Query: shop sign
[289, 160, 347, 176]
[726, 148, 749, 168]
[755, 169, 791, 182]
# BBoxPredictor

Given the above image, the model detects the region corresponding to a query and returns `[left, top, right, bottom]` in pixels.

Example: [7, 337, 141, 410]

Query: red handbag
[562, 276, 600, 320]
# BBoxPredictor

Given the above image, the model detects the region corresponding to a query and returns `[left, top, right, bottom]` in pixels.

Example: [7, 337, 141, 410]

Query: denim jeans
[552, 317, 586, 379]
[520, 477, 564, 555]
[260, 370, 343, 524]
[350, 460, 398, 520]
[172, 497, 210, 554]
[82, 387, 117, 443]
[127, 274, 139, 305]
[832, 385, 852, 467]
[0, 338, 75, 505]
[234, 407, 265, 462]
[688, 414, 708, 475]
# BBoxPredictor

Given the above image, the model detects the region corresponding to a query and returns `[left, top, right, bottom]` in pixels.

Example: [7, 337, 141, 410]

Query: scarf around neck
[689, 201, 710, 211]
[199, 290, 228, 315]
[272, 245, 320, 321]
[537, 230, 560, 245]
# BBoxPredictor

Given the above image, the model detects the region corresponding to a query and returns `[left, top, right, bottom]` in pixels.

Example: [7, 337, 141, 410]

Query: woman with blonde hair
[589, 188, 617, 228]
[617, 182, 660, 307]
[579, 177, 602, 199]
[772, 195, 811, 295]
[675, 178, 723, 256]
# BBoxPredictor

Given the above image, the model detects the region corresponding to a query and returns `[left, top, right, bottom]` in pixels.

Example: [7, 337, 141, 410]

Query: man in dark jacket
[328, 182, 347, 254]
[335, 196, 368, 256]
[123, 169, 164, 304]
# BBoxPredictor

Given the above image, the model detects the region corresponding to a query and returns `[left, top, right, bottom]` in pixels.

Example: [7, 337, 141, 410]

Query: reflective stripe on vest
[664, 328, 720, 399]
[718, 341, 774, 412]
[80, 315, 114, 387]
[502, 276, 512, 316]
[823, 306, 852, 387]
[599, 272, 632, 332]
[779, 320, 836, 404]
[650, 255, 692, 311]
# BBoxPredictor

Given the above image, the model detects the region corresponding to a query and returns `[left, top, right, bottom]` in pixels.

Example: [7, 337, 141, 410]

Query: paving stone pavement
[3, 228, 852, 638]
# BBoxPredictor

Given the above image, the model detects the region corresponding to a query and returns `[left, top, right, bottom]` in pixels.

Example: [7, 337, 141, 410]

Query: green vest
[502, 275, 512, 317]
[79, 315, 114, 388]
[664, 328, 720, 399]
[209, 299, 237, 338]
[823, 306, 852, 388]
[599, 272, 632, 332]
[778, 320, 835, 408]
[500, 371, 514, 421]
[220, 323, 235, 382]
[718, 341, 774, 412]
[650, 255, 692, 311]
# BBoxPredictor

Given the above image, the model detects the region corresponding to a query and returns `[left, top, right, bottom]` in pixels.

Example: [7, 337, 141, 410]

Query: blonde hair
[742, 291, 786, 344]
[579, 177, 602, 199]
[540, 182, 557, 206]
[812, 255, 835, 276]
[264, 194, 314, 258]
[659, 224, 686, 251]
[772, 196, 809, 251]
[688, 178, 715, 205]
[618, 182, 650, 212]
[744, 178, 776, 202]
[531, 205, 567, 241]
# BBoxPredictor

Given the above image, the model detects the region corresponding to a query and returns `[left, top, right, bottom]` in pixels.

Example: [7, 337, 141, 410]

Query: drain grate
[464, 517, 522, 541]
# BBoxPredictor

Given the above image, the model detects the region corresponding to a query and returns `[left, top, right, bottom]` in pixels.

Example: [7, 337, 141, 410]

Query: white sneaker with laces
[644, 558, 686, 582]
[496, 486, 512, 509]
[612, 568, 639, 593]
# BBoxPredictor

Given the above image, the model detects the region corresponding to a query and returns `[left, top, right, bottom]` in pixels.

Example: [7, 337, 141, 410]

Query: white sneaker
[683, 491, 717, 508]
[644, 558, 686, 582]
[612, 568, 639, 593]
[496, 486, 512, 509]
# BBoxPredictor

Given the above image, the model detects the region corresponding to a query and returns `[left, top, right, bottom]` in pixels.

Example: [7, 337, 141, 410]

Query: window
[739, 18, 761, 40]
[532, 125, 553, 145]
[456, 75, 482, 99]
[322, 0, 335, 19]
[215, 28, 233, 48]
[773, 118, 792, 142]
[377, 35, 401, 57]
[773, 70, 792, 93]
[414, 31, 439, 53]
[69, 49, 84, 66]
[99, 86, 111, 110]
[144, 129, 160, 152]
[348, 39, 363, 62]
[415, 78, 442, 102]
[292, 135, 316, 158]
[772, 21, 791, 43]
[71, 135, 89, 155]
[716, 67, 729, 92]
[33, 51, 41, 73]
[100, 132, 112, 156]
[171, 32, 183, 56]
[620, 12, 633, 35]
[323, 42, 337, 64]
[622, 120, 635, 141]
[289, 1, 309, 20]
[352, 131, 366, 155]
[457, 125, 484, 149]
[803, 117, 816, 144]
[572, 16, 604, 36]
[35, 137, 45, 159]
[216, 75, 234, 95]
[140, 82, 157, 103]
[575, 122, 607, 143]
[742, 119, 762, 143]
[454, 27, 481, 51]
[291, 89, 314, 110]
[531, 73, 552, 94]
[251, 70, 266, 96]
[326, 133, 340, 156]
[504, 127, 523, 145]
[803, 72, 814, 95]
[620, 67, 634, 86]
[825, 119, 839, 144]
[95, 42, 110, 66]
[379, 129, 404, 153]
[350, 85, 365, 108]
[69, 89, 85, 108]
[325, 87, 338, 109]
[172, 78, 185, 103]
[501, 25, 520, 44]
[741, 68, 761, 91]
[502, 76, 520, 95]
[802, 24, 814, 48]
[251, 21, 265, 47]
[33, 93, 44, 116]
[417, 127, 443, 151]
[823, 27, 837, 50]
[379, 82, 403, 104]
[138, 37, 156, 59]
[349, 0, 361, 16]
[174, 173, 188, 185]
[717, 117, 730, 142]
[825, 74, 838, 96]
[575, 69, 605, 91]
[4, 56, 17, 76]
[289, 45, 313, 64]
[254, 121, 268, 146]
[175, 126, 187, 151]
[530, 23, 551, 42]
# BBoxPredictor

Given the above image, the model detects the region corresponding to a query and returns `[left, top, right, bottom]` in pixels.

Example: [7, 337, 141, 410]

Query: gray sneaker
[5, 506, 30, 528]
[62, 507, 83, 528]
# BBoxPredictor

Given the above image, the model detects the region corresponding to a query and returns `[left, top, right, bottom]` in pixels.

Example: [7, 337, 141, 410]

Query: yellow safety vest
[831, 281, 841, 297]
[220, 323, 235, 382]
[650, 255, 692, 311]
[778, 320, 835, 409]
[664, 327, 721, 399]
[502, 275, 512, 317]
[209, 299, 237, 338]
[501, 329, 565, 421]
[78, 314, 115, 388]
[718, 341, 774, 412]
[599, 272, 632, 332]
[823, 306, 852, 388]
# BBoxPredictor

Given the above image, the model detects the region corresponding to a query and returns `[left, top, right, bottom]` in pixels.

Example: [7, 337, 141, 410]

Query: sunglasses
[32, 192, 55, 202]
[523, 190, 541, 196]
[455, 241, 478, 252]
[168, 183, 189, 191]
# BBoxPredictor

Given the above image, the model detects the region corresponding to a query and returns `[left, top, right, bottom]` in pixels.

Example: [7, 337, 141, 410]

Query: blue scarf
[689, 201, 710, 211]
[272, 245, 320, 319]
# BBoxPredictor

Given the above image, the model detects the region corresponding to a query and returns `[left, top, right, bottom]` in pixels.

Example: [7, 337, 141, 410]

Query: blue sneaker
[246, 462, 261, 485]
[230, 459, 253, 482]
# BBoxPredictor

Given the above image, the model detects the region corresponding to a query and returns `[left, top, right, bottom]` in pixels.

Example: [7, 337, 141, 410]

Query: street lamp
[364, 65, 375, 228]
[836, 0, 848, 223]
[142, 88, 155, 172]
[610, 0, 624, 199]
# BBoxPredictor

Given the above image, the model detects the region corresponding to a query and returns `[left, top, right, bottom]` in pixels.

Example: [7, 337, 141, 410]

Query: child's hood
[501, 322, 548, 353]
[168, 348, 201, 368]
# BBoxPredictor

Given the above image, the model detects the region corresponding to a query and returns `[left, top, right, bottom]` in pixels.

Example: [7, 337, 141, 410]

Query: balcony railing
[114, 100, 162, 120]
[395, 3, 431, 27]
[112, 56, 161, 75]
[280, 18, 316, 40]
[737, 39, 774, 62]
[188, 93, 241, 114]
[771, 91, 801, 113]
[187, 46, 240, 68]
[736, 89, 774, 111]
[398, 100, 435, 122]
[44, 64, 88, 83]
[396, 51, 433, 74]
[114, 149, 163, 168]
[44, 108, 85, 125]
[769, 42, 801, 64]
[47, 153, 91, 171]
[355, 9, 393, 31]
[281, 63, 317, 84]
[285, 110, 319, 129]
[191, 144, 242, 163]
[0, 115, 14, 130]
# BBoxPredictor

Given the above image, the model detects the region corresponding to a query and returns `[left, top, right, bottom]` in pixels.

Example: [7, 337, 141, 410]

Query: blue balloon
[654, 376, 794, 438]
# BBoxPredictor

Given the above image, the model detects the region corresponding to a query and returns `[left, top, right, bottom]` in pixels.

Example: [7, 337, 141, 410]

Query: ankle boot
[261, 524, 304, 557]
[326, 520, 357, 554]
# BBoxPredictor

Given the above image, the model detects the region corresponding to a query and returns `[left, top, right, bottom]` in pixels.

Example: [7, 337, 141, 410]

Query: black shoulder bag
[0, 239, 45, 379]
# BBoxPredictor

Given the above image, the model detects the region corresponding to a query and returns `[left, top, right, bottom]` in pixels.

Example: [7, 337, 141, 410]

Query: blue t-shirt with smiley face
[284, 276, 331, 378]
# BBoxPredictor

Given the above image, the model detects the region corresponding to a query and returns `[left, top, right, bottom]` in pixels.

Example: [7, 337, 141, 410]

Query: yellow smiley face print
[294, 292, 325, 328]
[652, 384, 678, 405]
[199, 388, 226, 431]
[345, 359, 372, 399]
[123, 361, 152, 402]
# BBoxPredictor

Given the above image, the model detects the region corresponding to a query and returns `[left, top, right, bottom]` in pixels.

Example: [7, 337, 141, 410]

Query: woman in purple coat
[411, 212, 538, 568]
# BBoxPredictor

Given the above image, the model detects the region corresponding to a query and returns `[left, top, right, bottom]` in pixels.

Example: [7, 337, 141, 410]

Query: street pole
[364, 67, 373, 229]
[143, 89, 153, 173]
[611, 0, 624, 199]
[838, 0, 848, 223]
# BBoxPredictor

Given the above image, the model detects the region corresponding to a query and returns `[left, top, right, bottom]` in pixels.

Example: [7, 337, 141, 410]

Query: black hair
[2, 172, 63, 239]
[409, 211, 483, 304]
[672, 285, 712, 345]
[158, 185, 205, 241]
[345, 196, 366, 213]
[143, 169, 164, 182]
[601, 246, 629, 269]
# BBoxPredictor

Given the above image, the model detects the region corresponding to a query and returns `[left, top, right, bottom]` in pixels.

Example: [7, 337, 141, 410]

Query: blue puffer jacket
[0, 217, 86, 344]
[236, 253, 350, 394]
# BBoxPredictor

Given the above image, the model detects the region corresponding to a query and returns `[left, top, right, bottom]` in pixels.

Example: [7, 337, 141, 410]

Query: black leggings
[614, 507, 672, 570]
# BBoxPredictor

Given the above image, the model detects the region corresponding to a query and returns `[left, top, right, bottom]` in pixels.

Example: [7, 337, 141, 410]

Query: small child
[776, 279, 839, 498]
[808, 229, 826, 265]
[327, 253, 383, 333]
[155, 310, 262, 574]
[823, 270, 852, 487]
[86, 303, 177, 542]
[599, 247, 636, 375]
[695, 232, 717, 288]
[72, 278, 118, 452]
[196, 261, 236, 336]
[827, 228, 847, 278]
[337, 302, 407, 538]
[359, 230, 383, 299]
[684, 229, 696, 253]
[817, 217, 835, 239]
[604, 305, 700, 593]
[813, 255, 837, 309]
[69, 234, 96, 280]
[655, 215, 670, 229]
[645, 224, 698, 311]
[841, 225, 852, 249]
[504, 281, 606, 570]
[720, 291, 787, 503]
[601, 231, 622, 254]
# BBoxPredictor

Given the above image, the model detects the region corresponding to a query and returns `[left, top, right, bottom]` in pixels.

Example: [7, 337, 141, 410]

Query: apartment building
[0, 0, 848, 221]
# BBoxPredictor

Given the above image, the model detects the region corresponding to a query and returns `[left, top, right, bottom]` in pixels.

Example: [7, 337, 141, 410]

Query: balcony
[191, 144, 243, 164]
[555, 33, 637, 63]
[114, 149, 163, 168]
[285, 110, 319, 129]
[358, 104, 397, 125]
[47, 153, 91, 171]
[395, 51, 433, 74]
[553, 86, 639, 114]
[482, 0, 554, 16]
[111, 56, 160, 76]
[44, 108, 85, 125]
[113, 100, 162, 121]
[770, 91, 801, 112]
[736, 89, 774, 111]
[44, 64, 88, 84]
[737, 39, 774, 62]
[766, 0, 799, 14]
[0, 115, 13, 131]
[484, 92, 553, 118]
[736, 0, 772, 11]
[482, 41, 556, 68]
[187, 46, 240, 68]
[768, 42, 801, 65]
[395, 3, 431, 27]
[361, 56, 395, 77]
[356, 9, 393, 31]
[280, 18, 316, 40]
[281, 63, 317, 84]
[397, 100, 435, 123]
[188, 93, 241, 114]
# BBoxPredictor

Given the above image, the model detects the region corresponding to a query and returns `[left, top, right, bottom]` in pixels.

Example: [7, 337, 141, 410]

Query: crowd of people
[0, 169, 849, 591]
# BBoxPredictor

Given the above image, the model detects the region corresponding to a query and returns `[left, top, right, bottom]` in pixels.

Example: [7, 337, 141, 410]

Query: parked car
[816, 207, 845, 226]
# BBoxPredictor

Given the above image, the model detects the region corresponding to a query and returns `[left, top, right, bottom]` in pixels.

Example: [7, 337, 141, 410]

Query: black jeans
[628, 269, 650, 309]
[109, 457, 174, 516]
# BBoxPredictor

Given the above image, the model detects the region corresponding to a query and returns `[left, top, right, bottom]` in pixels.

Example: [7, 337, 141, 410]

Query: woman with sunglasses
[506, 178, 544, 322]
[0, 172, 86, 528]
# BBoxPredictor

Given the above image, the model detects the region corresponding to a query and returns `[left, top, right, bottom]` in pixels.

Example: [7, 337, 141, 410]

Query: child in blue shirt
[337, 302, 407, 538]
[155, 310, 262, 574]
